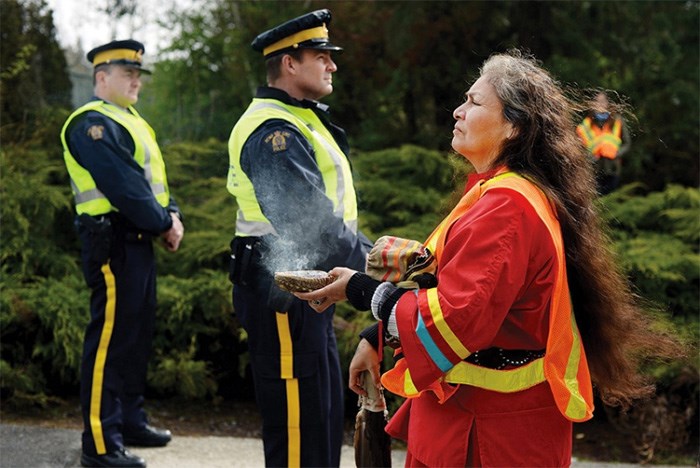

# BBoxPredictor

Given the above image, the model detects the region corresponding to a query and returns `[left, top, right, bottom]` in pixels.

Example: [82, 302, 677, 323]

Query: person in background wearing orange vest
[296, 50, 681, 467]
[576, 91, 631, 195]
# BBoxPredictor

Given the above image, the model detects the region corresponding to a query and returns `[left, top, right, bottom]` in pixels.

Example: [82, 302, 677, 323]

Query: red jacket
[385, 169, 580, 466]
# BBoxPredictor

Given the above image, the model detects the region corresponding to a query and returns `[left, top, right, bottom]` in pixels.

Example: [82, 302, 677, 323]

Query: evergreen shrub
[0, 139, 696, 462]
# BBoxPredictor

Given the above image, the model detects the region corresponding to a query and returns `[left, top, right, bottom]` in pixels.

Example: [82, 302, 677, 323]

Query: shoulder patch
[264, 130, 292, 152]
[87, 125, 104, 141]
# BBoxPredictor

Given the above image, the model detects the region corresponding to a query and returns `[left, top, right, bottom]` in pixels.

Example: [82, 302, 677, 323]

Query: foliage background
[1, 0, 698, 464]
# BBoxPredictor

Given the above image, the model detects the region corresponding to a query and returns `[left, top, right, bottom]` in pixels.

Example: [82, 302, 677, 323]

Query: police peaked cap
[87, 39, 151, 74]
[251, 9, 343, 58]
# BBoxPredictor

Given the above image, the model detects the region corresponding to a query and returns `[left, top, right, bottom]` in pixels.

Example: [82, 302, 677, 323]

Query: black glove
[413, 272, 438, 289]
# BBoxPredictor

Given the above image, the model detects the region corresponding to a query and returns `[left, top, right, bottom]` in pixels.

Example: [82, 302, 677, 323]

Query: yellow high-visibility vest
[227, 98, 358, 237]
[60, 100, 170, 215]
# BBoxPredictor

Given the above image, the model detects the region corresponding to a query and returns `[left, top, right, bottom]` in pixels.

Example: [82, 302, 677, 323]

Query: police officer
[227, 10, 372, 467]
[60, 39, 184, 468]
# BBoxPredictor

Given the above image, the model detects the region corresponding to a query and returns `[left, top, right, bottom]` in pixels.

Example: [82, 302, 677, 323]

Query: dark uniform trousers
[234, 280, 344, 468]
[79, 226, 156, 456]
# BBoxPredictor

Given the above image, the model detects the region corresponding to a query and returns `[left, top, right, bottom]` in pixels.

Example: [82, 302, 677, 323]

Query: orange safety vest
[576, 116, 622, 160]
[381, 171, 594, 422]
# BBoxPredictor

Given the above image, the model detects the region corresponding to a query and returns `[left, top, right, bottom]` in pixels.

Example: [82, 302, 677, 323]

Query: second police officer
[226, 9, 372, 468]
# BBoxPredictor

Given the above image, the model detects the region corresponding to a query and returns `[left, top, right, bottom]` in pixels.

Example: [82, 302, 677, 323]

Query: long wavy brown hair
[481, 50, 682, 408]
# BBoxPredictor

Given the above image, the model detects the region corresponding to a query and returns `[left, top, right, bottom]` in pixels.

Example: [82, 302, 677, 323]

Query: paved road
[0, 423, 402, 468]
[0, 423, 677, 468]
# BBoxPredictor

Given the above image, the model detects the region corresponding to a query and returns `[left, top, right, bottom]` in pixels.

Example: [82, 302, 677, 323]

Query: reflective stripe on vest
[227, 99, 358, 237]
[60, 101, 169, 215]
[381, 172, 594, 422]
[576, 117, 622, 160]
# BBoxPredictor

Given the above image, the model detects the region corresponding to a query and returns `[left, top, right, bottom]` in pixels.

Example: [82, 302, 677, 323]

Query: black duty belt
[124, 231, 154, 242]
[464, 348, 545, 370]
[81, 213, 154, 243]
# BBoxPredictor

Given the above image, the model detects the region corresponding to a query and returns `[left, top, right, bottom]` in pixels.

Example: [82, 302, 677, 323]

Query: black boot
[123, 425, 172, 447]
[80, 447, 146, 467]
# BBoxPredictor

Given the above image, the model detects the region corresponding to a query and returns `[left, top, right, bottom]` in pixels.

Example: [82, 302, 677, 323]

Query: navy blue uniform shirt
[240, 87, 369, 272]
[64, 98, 178, 234]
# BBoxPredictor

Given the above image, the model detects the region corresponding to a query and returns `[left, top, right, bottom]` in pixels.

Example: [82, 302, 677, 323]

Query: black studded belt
[464, 348, 545, 370]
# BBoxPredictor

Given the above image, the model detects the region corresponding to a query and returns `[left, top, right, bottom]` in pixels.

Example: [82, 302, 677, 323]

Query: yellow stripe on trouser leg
[275, 312, 300, 468]
[90, 263, 117, 454]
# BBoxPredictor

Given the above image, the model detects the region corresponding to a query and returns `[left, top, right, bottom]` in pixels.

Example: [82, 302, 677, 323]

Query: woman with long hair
[296, 50, 681, 467]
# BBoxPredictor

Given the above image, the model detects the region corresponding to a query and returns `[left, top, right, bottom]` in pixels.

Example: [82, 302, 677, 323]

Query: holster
[229, 236, 262, 286]
[78, 213, 113, 263]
